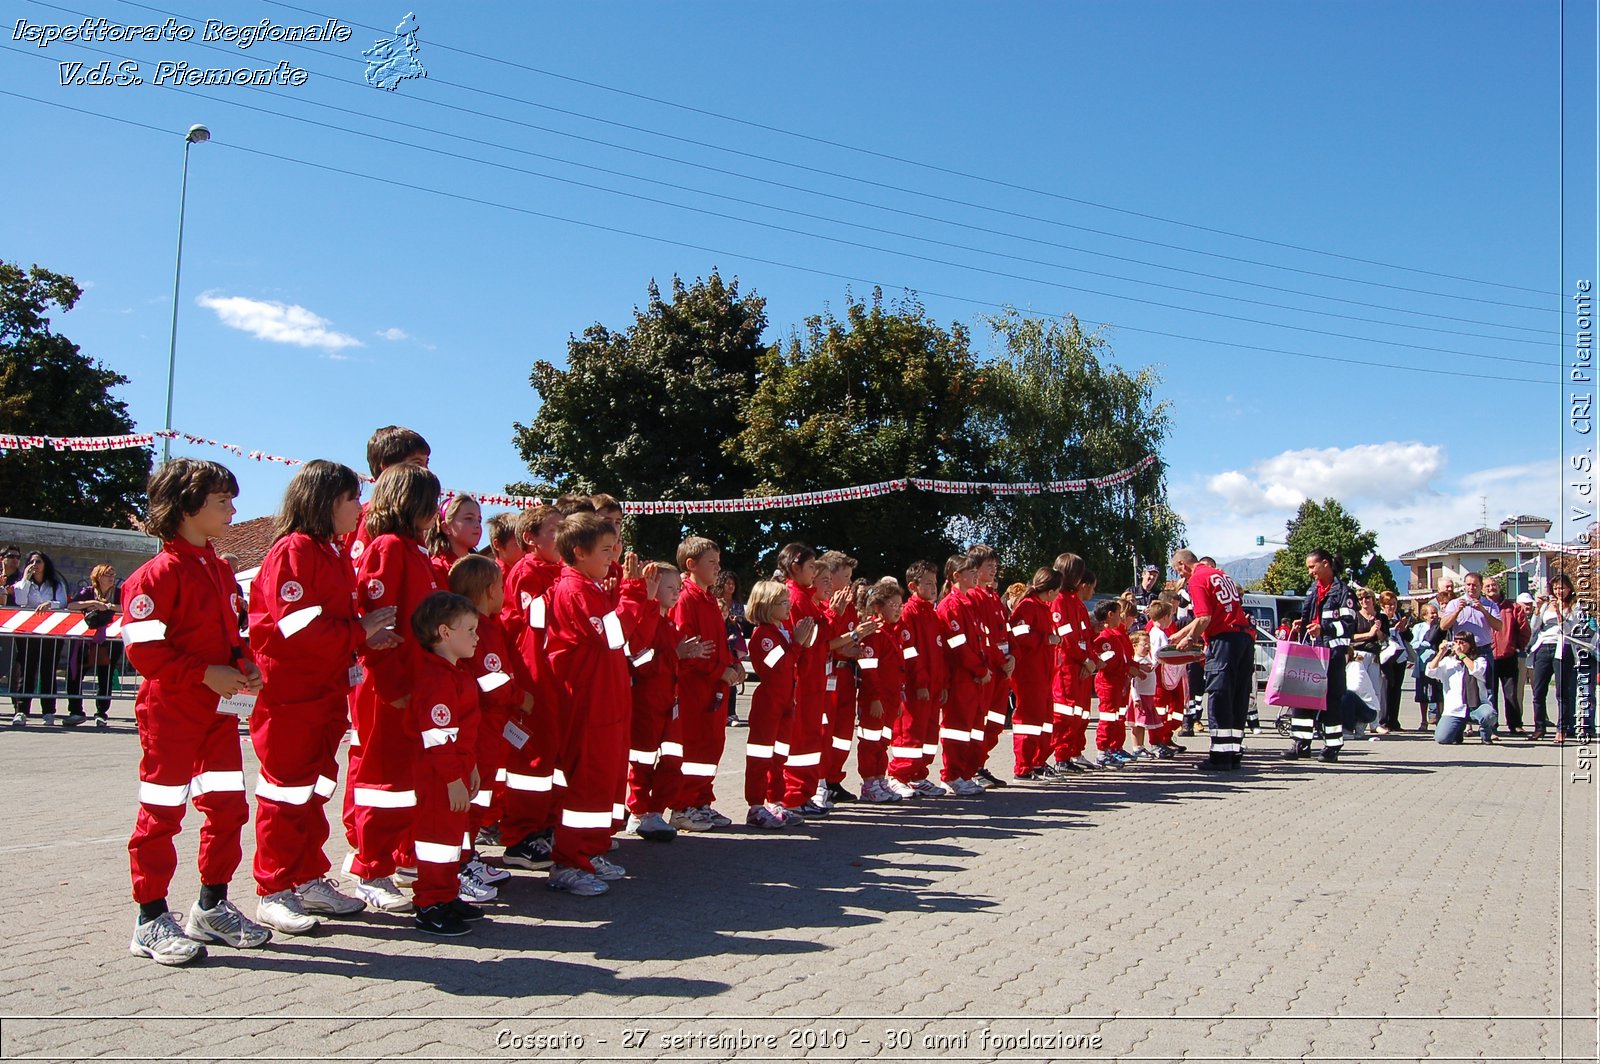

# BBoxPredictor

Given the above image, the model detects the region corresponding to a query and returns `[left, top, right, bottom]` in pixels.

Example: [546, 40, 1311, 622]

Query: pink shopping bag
[1264, 639, 1330, 711]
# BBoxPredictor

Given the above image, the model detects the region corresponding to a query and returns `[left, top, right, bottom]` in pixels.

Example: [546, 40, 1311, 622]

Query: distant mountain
[1218, 552, 1275, 587]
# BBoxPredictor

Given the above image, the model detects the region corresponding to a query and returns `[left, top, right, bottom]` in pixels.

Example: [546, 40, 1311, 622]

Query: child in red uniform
[345, 463, 442, 913]
[937, 554, 992, 796]
[774, 544, 833, 819]
[1145, 600, 1189, 757]
[668, 537, 742, 831]
[627, 563, 701, 842]
[1008, 567, 1062, 781]
[343, 426, 430, 569]
[407, 591, 483, 937]
[1091, 599, 1134, 768]
[497, 504, 563, 871]
[543, 514, 652, 896]
[888, 561, 949, 798]
[485, 512, 523, 582]
[967, 545, 1015, 788]
[428, 494, 482, 587]
[123, 459, 270, 965]
[249, 461, 397, 936]
[855, 580, 906, 804]
[1046, 554, 1094, 775]
[819, 551, 861, 805]
[742, 580, 804, 828]
[447, 555, 530, 893]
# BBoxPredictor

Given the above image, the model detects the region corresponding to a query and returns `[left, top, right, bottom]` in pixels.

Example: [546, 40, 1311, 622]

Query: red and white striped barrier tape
[0, 607, 119, 639]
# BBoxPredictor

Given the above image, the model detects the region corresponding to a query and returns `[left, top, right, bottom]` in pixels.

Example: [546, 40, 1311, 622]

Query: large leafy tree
[1257, 498, 1393, 594]
[0, 261, 149, 528]
[730, 289, 1000, 577]
[964, 310, 1179, 588]
[510, 272, 768, 564]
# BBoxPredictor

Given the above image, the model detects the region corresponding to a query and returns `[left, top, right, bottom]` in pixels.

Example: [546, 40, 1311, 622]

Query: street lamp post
[160, 124, 210, 466]
[1505, 514, 1523, 599]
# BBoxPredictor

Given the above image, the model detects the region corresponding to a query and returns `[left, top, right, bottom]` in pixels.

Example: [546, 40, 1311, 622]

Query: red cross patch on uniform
[484, 653, 502, 672]
[430, 703, 451, 726]
[128, 594, 155, 620]
[366, 578, 385, 600]
[280, 580, 304, 603]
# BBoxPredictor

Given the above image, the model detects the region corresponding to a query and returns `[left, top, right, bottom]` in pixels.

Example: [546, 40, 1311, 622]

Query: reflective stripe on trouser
[889, 694, 937, 783]
[413, 777, 470, 910]
[346, 677, 421, 881]
[982, 679, 1010, 756]
[551, 708, 628, 874]
[1292, 646, 1348, 752]
[1095, 705, 1127, 755]
[781, 687, 828, 807]
[129, 698, 249, 906]
[856, 705, 890, 779]
[469, 707, 512, 836]
[500, 694, 561, 849]
[674, 683, 728, 811]
[940, 682, 980, 782]
[1204, 631, 1255, 761]
[627, 694, 680, 817]
[745, 691, 792, 807]
[822, 679, 857, 784]
[249, 695, 347, 896]
[1012, 683, 1052, 774]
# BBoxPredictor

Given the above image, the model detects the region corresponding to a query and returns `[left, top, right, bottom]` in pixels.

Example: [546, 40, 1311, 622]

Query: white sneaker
[457, 869, 499, 902]
[130, 911, 206, 965]
[970, 773, 993, 789]
[185, 898, 272, 948]
[885, 777, 918, 799]
[951, 778, 985, 796]
[549, 865, 608, 896]
[294, 876, 366, 915]
[911, 778, 946, 797]
[811, 782, 834, 810]
[624, 813, 644, 835]
[670, 808, 714, 832]
[745, 804, 786, 829]
[464, 856, 511, 885]
[591, 855, 626, 881]
[354, 876, 413, 913]
[863, 778, 901, 803]
[256, 890, 319, 935]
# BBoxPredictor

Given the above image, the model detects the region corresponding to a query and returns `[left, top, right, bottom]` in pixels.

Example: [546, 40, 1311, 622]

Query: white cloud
[377, 327, 410, 342]
[196, 293, 363, 351]
[1205, 442, 1444, 517]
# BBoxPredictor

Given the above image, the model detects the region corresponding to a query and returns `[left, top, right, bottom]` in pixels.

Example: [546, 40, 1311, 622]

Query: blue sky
[2, 0, 1594, 567]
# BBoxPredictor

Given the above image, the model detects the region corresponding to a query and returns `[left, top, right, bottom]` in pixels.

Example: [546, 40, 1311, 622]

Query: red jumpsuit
[345, 533, 437, 880]
[822, 601, 859, 787]
[937, 590, 988, 782]
[855, 623, 903, 780]
[498, 554, 561, 848]
[1007, 594, 1055, 776]
[890, 594, 947, 785]
[462, 612, 534, 837]
[1093, 627, 1134, 754]
[340, 503, 373, 572]
[248, 533, 366, 897]
[410, 650, 479, 909]
[1050, 594, 1094, 763]
[626, 609, 683, 818]
[972, 586, 1012, 759]
[122, 538, 252, 905]
[544, 567, 645, 872]
[669, 579, 731, 811]
[745, 622, 796, 806]
[781, 581, 830, 807]
[1153, 621, 1187, 745]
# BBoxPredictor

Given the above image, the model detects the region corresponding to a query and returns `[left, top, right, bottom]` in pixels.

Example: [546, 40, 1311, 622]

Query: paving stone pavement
[0, 694, 1595, 1063]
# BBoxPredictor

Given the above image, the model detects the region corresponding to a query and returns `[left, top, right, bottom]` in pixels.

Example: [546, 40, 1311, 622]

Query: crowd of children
[119, 427, 1204, 964]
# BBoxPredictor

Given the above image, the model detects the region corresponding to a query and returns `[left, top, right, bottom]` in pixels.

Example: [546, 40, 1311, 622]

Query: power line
[81, 0, 1564, 315]
[254, 0, 1558, 299]
[0, 87, 1549, 387]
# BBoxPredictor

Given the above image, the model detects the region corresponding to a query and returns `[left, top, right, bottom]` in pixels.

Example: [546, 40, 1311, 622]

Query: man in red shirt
[1170, 548, 1253, 772]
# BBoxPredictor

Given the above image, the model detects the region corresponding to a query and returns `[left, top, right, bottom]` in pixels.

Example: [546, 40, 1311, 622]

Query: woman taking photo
[1529, 574, 1586, 743]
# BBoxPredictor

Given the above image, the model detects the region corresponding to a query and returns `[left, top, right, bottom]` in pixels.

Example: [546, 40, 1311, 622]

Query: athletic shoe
[884, 776, 918, 799]
[502, 835, 555, 870]
[590, 855, 626, 881]
[633, 811, 677, 842]
[464, 856, 511, 885]
[969, 773, 993, 789]
[670, 808, 715, 832]
[950, 778, 985, 796]
[256, 890, 319, 935]
[727, 715, 746, 728]
[41, 714, 55, 727]
[414, 903, 471, 937]
[474, 825, 501, 847]
[392, 865, 418, 882]
[129, 911, 206, 966]
[911, 778, 946, 797]
[185, 899, 272, 949]
[457, 869, 498, 903]
[787, 800, 830, 818]
[63, 711, 87, 728]
[1153, 745, 1176, 760]
[447, 898, 485, 921]
[811, 783, 835, 810]
[699, 806, 733, 828]
[1132, 748, 1157, 762]
[1178, 725, 1195, 737]
[1109, 750, 1133, 765]
[295, 876, 366, 916]
[826, 781, 858, 803]
[353, 876, 414, 913]
[1095, 754, 1121, 769]
[862, 778, 900, 803]
[10, 712, 24, 728]
[95, 715, 109, 731]
[1164, 741, 1188, 754]
[549, 865, 608, 896]
[777, 805, 807, 827]
[1071, 756, 1098, 771]
[746, 804, 787, 829]
[974, 768, 1008, 788]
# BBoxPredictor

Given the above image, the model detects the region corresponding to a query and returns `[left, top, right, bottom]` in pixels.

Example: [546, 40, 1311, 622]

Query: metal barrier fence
[0, 608, 137, 718]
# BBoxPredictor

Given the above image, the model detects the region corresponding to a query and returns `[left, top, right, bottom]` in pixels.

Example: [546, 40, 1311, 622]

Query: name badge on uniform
[503, 721, 530, 749]
[826, 677, 838, 691]
[347, 664, 364, 688]
[217, 691, 257, 716]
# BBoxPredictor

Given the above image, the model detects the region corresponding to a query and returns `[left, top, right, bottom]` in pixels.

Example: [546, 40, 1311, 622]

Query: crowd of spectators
[2, 544, 125, 728]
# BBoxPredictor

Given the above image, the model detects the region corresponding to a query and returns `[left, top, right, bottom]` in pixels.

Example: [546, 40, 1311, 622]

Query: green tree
[731, 289, 999, 576]
[0, 261, 149, 528]
[964, 310, 1179, 588]
[510, 272, 768, 565]
[1258, 498, 1389, 595]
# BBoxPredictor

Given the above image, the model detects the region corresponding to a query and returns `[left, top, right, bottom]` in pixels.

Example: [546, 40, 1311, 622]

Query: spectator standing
[1439, 571, 1502, 699]
[9, 550, 69, 726]
[65, 564, 123, 728]
[0, 545, 21, 685]
[1376, 590, 1412, 734]
[1529, 574, 1585, 743]
[1412, 601, 1446, 729]
[1126, 565, 1162, 631]
[1346, 589, 1388, 741]
[1483, 577, 1530, 733]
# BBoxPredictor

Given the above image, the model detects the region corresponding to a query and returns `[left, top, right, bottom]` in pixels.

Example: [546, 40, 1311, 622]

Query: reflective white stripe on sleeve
[277, 605, 323, 638]
[986, 711, 1006, 725]
[414, 840, 461, 864]
[1099, 649, 1116, 661]
[628, 747, 659, 764]
[857, 657, 879, 670]
[421, 727, 459, 749]
[763, 645, 785, 668]
[1056, 623, 1072, 636]
[313, 774, 338, 798]
[121, 619, 168, 644]
[562, 808, 613, 829]
[659, 741, 685, 758]
[529, 596, 546, 628]
[889, 745, 922, 758]
[631, 647, 656, 668]
[352, 787, 417, 808]
[504, 772, 552, 792]
[190, 771, 246, 795]
[903, 646, 919, 659]
[469, 790, 494, 807]
[138, 781, 189, 806]
[785, 750, 822, 767]
[830, 736, 853, 751]
[602, 611, 625, 650]
[1011, 624, 1031, 636]
[680, 761, 718, 777]
[947, 633, 967, 648]
[746, 743, 775, 759]
[477, 672, 511, 693]
[939, 727, 969, 742]
[255, 778, 315, 805]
